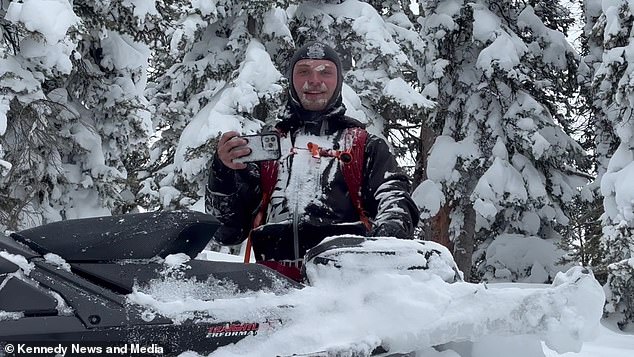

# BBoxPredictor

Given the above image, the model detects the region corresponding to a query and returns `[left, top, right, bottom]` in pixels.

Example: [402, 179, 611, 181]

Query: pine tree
[1, 0, 85, 229]
[415, 0, 587, 282]
[564, 0, 614, 286]
[140, 0, 294, 211]
[582, 0, 634, 329]
[0, 0, 160, 229]
[557, 195, 606, 282]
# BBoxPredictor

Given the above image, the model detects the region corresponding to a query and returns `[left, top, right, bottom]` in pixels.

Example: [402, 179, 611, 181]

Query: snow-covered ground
[125, 241, 629, 357]
[543, 319, 634, 357]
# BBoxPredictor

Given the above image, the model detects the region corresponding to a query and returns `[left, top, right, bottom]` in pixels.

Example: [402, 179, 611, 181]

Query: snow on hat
[288, 41, 344, 112]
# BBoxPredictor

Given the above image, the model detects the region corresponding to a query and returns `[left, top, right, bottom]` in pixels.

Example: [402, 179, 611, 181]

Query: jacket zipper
[293, 198, 300, 260]
[290, 134, 300, 260]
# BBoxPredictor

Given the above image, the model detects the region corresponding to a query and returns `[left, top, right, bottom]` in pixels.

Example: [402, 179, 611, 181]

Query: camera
[233, 133, 281, 163]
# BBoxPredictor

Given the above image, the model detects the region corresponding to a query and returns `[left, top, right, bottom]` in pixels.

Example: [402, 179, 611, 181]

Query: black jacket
[206, 107, 419, 262]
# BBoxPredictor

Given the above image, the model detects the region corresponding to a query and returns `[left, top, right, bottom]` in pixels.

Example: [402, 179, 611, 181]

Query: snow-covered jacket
[206, 105, 420, 262]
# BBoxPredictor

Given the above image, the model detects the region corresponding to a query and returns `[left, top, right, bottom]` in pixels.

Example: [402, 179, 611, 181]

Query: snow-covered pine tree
[143, 0, 433, 212]
[140, 0, 294, 211]
[583, 0, 634, 329]
[1, 0, 87, 229]
[415, 0, 587, 282]
[556, 195, 605, 280]
[67, 0, 165, 215]
[557, 0, 616, 287]
[0, 0, 157, 229]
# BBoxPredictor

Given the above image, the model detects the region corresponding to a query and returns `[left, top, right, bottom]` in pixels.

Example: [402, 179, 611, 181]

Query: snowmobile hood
[10, 210, 220, 261]
[0, 232, 39, 260]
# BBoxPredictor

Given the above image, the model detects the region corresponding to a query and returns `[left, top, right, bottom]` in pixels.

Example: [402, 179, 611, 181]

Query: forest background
[1, 0, 633, 330]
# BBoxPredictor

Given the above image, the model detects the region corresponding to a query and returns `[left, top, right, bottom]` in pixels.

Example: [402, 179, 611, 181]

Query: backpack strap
[258, 161, 278, 223]
[341, 127, 371, 232]
[244, 159, 278, 264]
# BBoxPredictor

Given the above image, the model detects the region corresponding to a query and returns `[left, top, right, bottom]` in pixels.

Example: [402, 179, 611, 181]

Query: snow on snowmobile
[0, 211, 440, 355]
[0, 211, 604, 357]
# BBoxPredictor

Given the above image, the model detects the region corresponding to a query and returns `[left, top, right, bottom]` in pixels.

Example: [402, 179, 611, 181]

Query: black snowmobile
[0, 211, 455, 356]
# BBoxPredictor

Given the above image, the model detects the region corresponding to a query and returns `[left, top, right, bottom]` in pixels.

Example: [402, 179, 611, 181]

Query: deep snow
[121, 246, 631, 357]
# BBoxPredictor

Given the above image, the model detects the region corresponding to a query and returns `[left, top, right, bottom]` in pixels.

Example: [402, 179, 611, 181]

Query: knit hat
[288, 42, 344, 113]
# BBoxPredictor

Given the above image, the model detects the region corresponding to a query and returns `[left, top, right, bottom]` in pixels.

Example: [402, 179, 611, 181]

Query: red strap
[257, 261, 303, 282]
[341, 128, 370, 231]
[244, 231, 254, 263]
[258, 160, 279, 226]
[244, 160, 278, 264]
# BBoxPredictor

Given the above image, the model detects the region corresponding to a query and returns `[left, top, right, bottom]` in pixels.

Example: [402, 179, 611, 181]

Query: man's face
[292, 59, 338, 111]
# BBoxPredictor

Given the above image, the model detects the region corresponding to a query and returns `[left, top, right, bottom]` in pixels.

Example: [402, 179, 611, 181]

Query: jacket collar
[275, 100, 365, 136]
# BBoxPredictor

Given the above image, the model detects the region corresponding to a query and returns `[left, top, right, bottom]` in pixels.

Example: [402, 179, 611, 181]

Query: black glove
[213, 225, 246, 245]
[370, 221, 409, 239]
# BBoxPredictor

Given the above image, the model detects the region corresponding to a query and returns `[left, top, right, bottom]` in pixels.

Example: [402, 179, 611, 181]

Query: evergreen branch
[0, 18, 19, 54]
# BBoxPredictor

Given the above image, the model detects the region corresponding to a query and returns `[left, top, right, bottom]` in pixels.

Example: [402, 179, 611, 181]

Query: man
[206, 42, 419, 280]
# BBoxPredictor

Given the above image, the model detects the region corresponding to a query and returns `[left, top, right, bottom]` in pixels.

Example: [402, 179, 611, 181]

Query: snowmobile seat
[9, 210, 220, 261]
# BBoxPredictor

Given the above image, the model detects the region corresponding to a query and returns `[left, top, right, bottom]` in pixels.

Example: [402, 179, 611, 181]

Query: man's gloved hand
[371, 221, 409, 239]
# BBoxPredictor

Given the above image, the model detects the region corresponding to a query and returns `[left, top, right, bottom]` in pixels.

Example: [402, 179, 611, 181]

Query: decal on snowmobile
[206, 322, 260, 338]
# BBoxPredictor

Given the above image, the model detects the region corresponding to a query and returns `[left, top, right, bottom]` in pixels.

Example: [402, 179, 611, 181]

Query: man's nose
[307, 71, 321, 84]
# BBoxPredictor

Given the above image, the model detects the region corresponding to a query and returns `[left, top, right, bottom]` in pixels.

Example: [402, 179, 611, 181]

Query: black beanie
[287, 42, 344, 113]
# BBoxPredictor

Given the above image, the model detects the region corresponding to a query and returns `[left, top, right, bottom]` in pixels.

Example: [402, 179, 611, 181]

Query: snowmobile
[0, 211, 448, 356]
[0, 211, 293, 355]
[0, 211, 604, 357]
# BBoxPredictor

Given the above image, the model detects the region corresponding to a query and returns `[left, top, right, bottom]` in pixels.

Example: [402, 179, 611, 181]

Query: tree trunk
[414, 123, 455, 254]
[453, 203, 476, 282]
[430, 203, 454, 252]
[412, 124, 436, 187]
